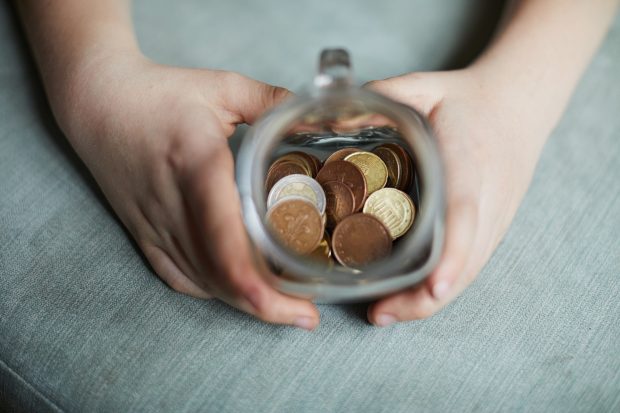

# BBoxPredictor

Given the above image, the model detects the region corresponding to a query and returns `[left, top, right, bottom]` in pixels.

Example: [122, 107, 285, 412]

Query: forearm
[471, 0, 618, 142]
[15, 1, 140, 130]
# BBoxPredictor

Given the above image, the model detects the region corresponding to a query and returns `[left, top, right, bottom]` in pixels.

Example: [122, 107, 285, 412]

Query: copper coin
[265, 161, 308, 193]
[373, 146, 402, 188]
[266, 197, 324, 255]
[304, 153, 323, 177]
[375, 143, 413, 191]
[331, 213, 392, 268]
[270, 154, 313, 176]
[321, 180, 356, 228]
[277, 151, 322, 177]
[324, 147, 359, 164]
[315, 160, 367, 211]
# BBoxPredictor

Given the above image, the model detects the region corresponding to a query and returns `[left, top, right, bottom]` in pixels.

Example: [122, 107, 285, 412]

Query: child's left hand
[365, 68, 550, 326]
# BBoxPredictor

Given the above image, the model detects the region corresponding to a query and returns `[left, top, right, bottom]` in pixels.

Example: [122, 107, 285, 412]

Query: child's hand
[59, 54, 320, 330]
[365, 68, 549, 326]
[360, 0, 618, 326]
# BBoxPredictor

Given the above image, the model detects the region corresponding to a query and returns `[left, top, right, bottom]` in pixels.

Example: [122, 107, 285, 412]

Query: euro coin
[363, 187, 415, 239]
[267, 174, 326, 216]
[344, 151, 388, 194]
[266, 197, 324, 255]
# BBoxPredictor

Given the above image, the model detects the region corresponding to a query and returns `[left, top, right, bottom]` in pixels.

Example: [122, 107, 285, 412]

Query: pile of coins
[265, 144, 416, 269]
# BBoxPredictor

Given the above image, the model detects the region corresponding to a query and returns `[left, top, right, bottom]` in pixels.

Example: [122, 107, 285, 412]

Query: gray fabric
[1, 0, 619, 411]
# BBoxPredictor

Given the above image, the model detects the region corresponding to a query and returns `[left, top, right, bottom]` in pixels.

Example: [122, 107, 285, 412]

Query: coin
[363, 188, 415, 239]
[321, 180, 355, 228]
[267, 174, 326, 215]
[344, 151, 388, 194]
[331, 213, 392, 268]
[265, 161, 309, 193]
[315, 160, 367, 211]
[309, 231, 332, 264]
[279, 151, 323, 177]
[266, 197, 324, 255]
[376, 143, 413, 192]
[324, 147, 359, 164]
[270, 153, 313, 176]
[373, 146, 401, 188]
[304, 153, 323, 177]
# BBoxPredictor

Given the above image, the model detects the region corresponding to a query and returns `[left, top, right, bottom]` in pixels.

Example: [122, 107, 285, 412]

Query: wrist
[464, 60, 561, 147]
[51, 49, 148, 140]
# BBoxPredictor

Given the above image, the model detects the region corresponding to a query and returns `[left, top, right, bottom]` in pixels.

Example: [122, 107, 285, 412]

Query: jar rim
[237, 85, 445, 299]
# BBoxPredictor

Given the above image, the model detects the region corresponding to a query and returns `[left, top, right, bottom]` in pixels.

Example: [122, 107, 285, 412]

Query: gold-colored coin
[344, 151, 388, 194]
[362, 188, 415, 239]
[309, 232, 332, 264]
[373, 146, 402, 188]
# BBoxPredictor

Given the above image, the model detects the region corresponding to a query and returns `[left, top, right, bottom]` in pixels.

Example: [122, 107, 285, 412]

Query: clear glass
[237, 49, 445, 302]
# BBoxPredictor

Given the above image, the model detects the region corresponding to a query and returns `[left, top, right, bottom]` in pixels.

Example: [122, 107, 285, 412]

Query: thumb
[221, 73, 293, 125]
[365, 72, 445, 116]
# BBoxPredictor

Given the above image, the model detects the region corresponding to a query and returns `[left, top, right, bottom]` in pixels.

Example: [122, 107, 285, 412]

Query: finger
[365, 72, 444, 116]
[218, 72, 293, 125]
[427, 197, 478, 300]
[368, 283, 435, 326]
[367, 197, 478, 326]
[142, 243, 213, 299]
[183, 142, 320, 330]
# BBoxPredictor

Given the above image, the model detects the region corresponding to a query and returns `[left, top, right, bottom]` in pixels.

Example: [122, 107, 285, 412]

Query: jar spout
[314, 48, 353, 89]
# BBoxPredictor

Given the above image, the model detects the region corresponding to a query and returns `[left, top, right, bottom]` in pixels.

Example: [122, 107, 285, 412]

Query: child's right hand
[56, 53, 320, 330]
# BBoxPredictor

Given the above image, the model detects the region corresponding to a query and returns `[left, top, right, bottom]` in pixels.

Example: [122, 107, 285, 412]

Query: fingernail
[294, 316, 316, 331]
[432, 281, 451, 300]
[375, 313, 397, 327]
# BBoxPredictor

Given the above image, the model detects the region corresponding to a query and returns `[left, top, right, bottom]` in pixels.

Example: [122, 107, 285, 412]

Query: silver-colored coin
[267, 174, 326, 216]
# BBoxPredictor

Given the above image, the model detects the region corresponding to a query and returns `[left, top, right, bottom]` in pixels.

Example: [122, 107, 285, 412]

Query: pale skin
[16, 0, 618, 330]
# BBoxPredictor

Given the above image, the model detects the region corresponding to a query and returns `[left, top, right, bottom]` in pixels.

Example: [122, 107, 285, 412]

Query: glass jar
[237, 49, 445, 303]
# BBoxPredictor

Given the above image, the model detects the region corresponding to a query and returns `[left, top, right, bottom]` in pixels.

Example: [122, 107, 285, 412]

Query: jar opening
[237, 85, 444, 299]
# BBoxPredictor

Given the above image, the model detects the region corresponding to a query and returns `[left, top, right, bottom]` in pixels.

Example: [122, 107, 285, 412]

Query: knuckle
[243, 287, 276, 322]
[167, 135, 232, 186]
[165, 132, 191, 175]
[230, 276, 280, 323]
[253, 303, 277, 323]
[220, 259, 252, 285]
[230, 277, 262, 304]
